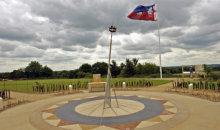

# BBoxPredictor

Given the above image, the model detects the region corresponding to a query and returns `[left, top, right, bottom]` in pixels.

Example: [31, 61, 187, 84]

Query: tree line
[0, 59, 218, 79]
[0, 58, 158, 79]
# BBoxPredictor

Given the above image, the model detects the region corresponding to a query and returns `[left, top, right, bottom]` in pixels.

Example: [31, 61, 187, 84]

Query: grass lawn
[0, 78, 172, 93]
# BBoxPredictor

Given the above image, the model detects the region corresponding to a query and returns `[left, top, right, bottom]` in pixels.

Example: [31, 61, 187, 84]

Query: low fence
[0, 79, 92, 93]
[112, 80, 153, 88]
[32, 80, 154, 93]
[0, 79, 156, 94]
[172, 80, 220, 92]
[32, 81, 89, 93]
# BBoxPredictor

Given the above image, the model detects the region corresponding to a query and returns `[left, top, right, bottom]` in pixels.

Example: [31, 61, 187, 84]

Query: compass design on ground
[42, 95, 177, 130]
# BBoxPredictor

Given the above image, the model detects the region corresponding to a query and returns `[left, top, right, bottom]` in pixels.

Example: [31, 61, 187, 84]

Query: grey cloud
[189, 0, 220, 25]
[9, 46, 45, 58]
[99, 39, 121, 47]
[158, 0, 198, 27]
[30, 41, 50, 50]
[118, 50, 151, 55]
[44, 30, 100, 48]
[0, 41, 16, 52]
[161, 27, 184, 38]
[25, 0, 159, 33]
[44, 55, 75, 62]
[41, 51, 77, 63]
[0, 0, 46, 42]
[178, 24, 220, 47]
[120, 34, 171, 54]
[0, 27, 39, 42]
[0, 0, 219, 72]
[69, 32, 100, 47]
[62, 46, 76, 52]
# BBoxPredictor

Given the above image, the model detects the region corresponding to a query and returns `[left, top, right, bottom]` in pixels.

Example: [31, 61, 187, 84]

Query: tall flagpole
[156, 0, 162, 79]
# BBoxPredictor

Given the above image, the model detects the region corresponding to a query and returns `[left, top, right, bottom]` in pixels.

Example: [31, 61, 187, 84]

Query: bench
[88, 82, 106, 92]
[88, 74, 106, 92]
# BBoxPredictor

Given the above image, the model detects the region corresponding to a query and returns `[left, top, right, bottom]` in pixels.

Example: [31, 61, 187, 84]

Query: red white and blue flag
[128, 4, 157, 21]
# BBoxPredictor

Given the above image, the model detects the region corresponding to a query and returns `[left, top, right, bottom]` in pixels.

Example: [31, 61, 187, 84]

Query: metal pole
[109, 70, 119, 107]
[104, 32, 113, 108]
[109, 32, 113, 68]
[156, 0, 162, 79]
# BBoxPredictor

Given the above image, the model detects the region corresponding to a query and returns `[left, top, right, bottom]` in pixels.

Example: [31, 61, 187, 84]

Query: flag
[127, 4, 157, 21]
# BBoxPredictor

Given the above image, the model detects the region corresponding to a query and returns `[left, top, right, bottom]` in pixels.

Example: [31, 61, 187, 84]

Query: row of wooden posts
[0, 90, 10, 99]
[113, 80, 153, 87]
[32, 81, 89, 93]
[172, 80, 220, 92]
[32, 80, 154, 93]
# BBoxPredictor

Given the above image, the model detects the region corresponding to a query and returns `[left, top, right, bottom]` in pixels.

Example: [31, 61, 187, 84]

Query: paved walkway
[0, 83, 220, 130]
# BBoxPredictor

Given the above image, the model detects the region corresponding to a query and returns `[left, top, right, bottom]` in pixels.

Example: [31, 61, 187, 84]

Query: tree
[25, 61, 43, 78]
[92, 62, 108, 76]
[162, 67, 171, 74]
[9, 70, 17, 79]
[79, 63, 92, 73]
[120, 63, 125, 70]
[57, 70, 69, 78]
[132, 58, 139, 66]
[69, 69, 79, 78]
[42, 66, 53, 77]
[135, 63, 143, 75]
[110, 60, 121, 77]
[142, 62, 158, 75]
[169, 67, 181, 73]
[121, 59, 135, 77]
[10, 68, 26, 79]
[0, 72, 10, 79]
[203, 64, 211, 77]
[77, 71, 86, 78]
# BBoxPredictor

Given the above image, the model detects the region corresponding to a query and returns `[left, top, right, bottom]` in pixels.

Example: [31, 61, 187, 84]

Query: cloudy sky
[0, 0, 219, 72]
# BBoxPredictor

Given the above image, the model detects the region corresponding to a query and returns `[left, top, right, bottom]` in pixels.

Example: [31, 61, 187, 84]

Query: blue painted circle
[55, 96, 164, 125]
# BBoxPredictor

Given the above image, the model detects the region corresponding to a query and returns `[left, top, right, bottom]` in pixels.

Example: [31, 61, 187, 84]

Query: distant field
[0, 78, 172, 93]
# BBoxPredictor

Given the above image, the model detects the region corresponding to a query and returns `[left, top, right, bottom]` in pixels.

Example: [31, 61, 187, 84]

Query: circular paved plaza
[41, 95, 176, 129]
[0, 90, 220, 130]
[35, 93, 182, 130]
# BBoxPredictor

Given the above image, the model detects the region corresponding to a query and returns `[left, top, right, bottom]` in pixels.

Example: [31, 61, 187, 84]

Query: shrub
[84, 73, 92, 78]
[217, 79, 220, 84]
[209, 72, 220, 80]
[76, 71, 86, 78]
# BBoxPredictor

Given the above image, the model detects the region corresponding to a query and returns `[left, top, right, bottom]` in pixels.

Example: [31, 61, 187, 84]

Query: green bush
[217, 79, 220, 84]
[84, 73, 92, 78]
[209, 72, 220, 80]
[76, 71, 86, 78]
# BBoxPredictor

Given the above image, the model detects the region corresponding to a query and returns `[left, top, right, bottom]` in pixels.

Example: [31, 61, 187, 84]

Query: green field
[0, 78, 172, 93]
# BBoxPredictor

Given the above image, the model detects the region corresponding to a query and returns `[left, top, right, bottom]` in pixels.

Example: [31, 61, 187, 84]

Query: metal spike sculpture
[103, 25, 117, 108]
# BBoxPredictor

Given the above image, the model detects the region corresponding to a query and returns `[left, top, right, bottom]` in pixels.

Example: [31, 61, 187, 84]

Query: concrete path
[0, 83, 220, 130]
